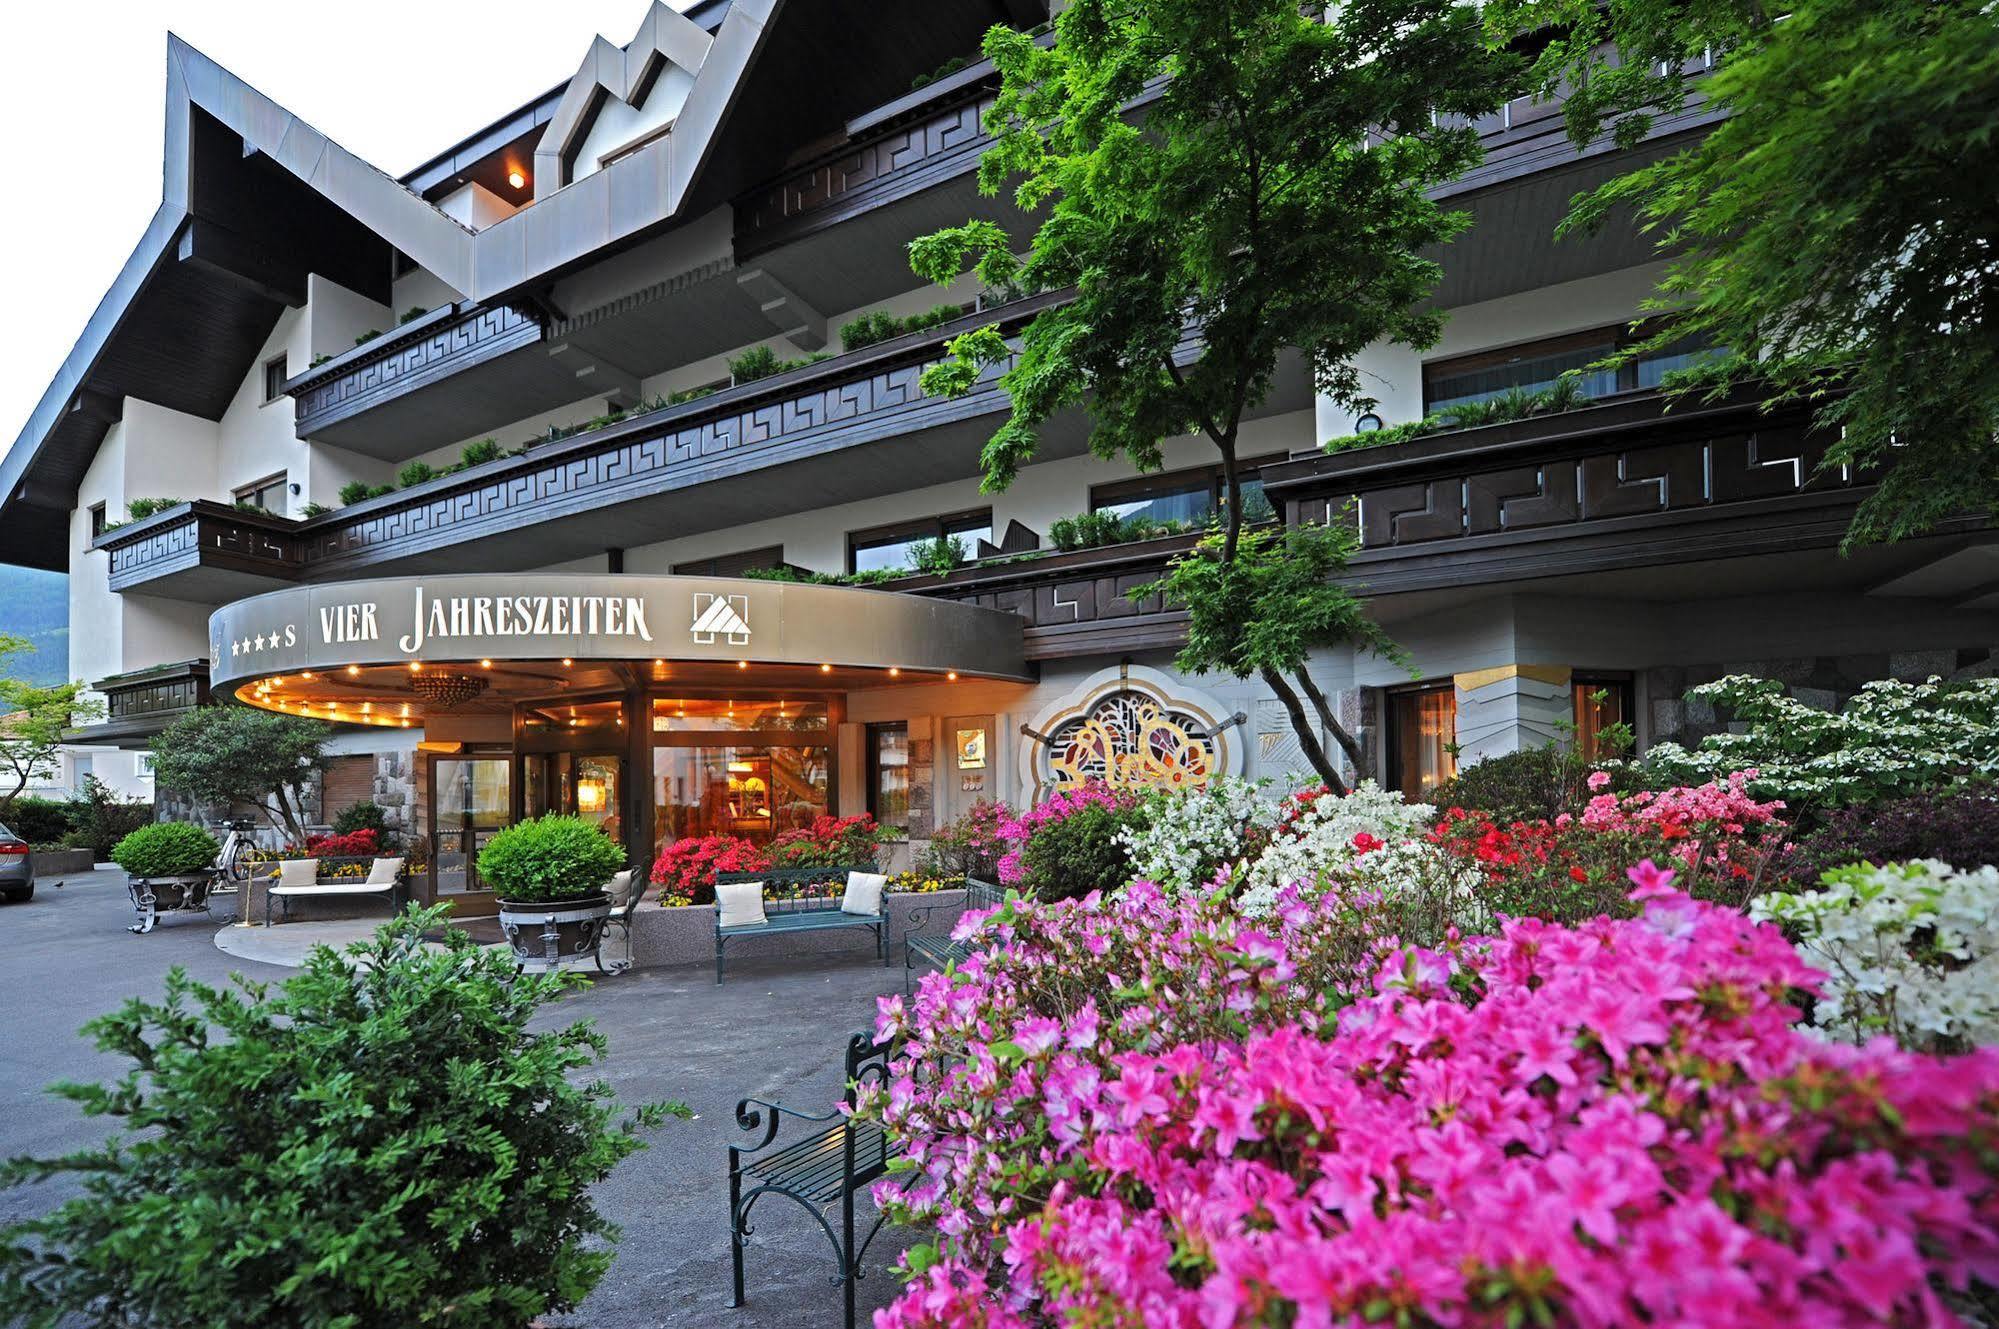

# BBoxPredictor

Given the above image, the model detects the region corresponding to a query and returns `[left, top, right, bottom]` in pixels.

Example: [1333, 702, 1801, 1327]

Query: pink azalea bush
[864, 866, 1999, 1328]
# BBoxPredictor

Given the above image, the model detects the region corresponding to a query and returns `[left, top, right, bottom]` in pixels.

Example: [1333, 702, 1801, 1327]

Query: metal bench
[712, 867, 887, 985]
[902, 876, 1005, 995]
[727, 1031, 898, 1329]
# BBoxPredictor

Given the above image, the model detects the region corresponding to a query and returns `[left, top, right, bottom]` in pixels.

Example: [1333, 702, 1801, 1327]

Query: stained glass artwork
[1045, 689, 1218, 793]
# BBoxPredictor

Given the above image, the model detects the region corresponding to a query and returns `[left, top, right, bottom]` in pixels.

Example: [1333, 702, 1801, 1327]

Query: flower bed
[865, 867, 1999, 1327]
[649, 814, 889, 905]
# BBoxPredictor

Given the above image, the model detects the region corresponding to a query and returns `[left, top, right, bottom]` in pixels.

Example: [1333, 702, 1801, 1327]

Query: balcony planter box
[496, 893, 613, 973]
[625, 888, 970, 971]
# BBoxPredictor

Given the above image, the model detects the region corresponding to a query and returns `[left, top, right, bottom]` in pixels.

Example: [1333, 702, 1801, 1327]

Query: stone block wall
[1646, 647, 1997, 747]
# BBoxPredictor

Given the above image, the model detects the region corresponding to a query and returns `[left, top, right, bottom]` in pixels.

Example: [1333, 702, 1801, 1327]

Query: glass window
[234, 473, 289, 515]
[263, 354, 289, 403]
[1091, 456, 1284, 528]
[88, 503, 107, 539]
[849, 511, 992, 574]
[1425, 341, 1618, 413]
[867, 722, 910, 833]
[673, 545, 785, 578]
[651, 697, 828, 733]
[1388, 685, 1458, 800]
[1572, 678, 1635, 761]
[1097, 476, 1214, 525]
[1634, 330, 1722, 389]
[652, 743, 829, 847]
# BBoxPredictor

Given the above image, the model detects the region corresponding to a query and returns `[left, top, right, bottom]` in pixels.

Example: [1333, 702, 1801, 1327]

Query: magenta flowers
[864, 874, 1999, 1327]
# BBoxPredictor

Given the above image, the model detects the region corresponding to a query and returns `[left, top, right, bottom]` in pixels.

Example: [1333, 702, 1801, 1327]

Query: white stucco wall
[568, 63, 695, 184]
[1325, 260, 1674, 438]
[437, 181, 519, 231]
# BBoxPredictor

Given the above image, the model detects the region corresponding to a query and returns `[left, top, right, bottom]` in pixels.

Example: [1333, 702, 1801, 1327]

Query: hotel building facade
[5, 0, 1993, 912]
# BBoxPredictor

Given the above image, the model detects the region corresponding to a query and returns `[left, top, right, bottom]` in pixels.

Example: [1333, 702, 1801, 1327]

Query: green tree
[909, 0, 1518, 564]
[0, 907, 683, 1329]
[1138, 521, 1408, 791]
[1490, 0, 1999, 545]
[150, 706, 330, 844]
[0, 634, 101, 815]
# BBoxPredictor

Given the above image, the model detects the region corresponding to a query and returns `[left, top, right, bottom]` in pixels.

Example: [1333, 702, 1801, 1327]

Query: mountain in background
[0, 566, 68, 686]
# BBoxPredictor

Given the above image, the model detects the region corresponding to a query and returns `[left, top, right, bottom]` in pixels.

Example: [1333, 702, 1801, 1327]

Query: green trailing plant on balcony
[910, 533, 969, 576]
[725, 345, 829, 385]
[0, 906, 683, 1329]
[1048, 510, 1198, 552]
[309, 353, 332, 369]
[124, 497, 183, 522]
[399, 305, 430, 325]
[906, 0, 1514, 791]
[741, 565, 909, 587]
[1322, 376, 1594, 453]
[665, 383, 722, 406]
[397, 460, 438, 488]
[909, 54, 969, 91]
[352, 329, 382, 346]
[838, 303, 966, 353]
[1487, 0, 1999, 547]
[299, 502, 331, 518]
[336, 481, 395, 506]
[461, 438, 503, 467]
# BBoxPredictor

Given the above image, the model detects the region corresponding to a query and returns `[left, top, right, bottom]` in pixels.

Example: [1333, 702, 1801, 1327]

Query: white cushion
[604, 869, 636, 909]
[364, 857, 405, 886]
[715, 879, 768, 930]
[841, 871, 888, 917]
[276, 858, 319, 888]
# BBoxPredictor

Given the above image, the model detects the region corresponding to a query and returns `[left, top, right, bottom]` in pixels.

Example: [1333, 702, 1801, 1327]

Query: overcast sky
[0, 0, 691, 461]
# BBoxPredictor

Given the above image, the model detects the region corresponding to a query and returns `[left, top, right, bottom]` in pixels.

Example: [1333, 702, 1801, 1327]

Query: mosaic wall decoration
[1045, 689, 1220, 793]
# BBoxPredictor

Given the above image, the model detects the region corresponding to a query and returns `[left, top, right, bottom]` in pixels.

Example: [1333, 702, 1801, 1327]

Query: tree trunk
[1294, 668, 1367, 777]
[1260, 666, 1347, 795]
[1216, 434, 1244, 564]
[269, 785, 309, 848]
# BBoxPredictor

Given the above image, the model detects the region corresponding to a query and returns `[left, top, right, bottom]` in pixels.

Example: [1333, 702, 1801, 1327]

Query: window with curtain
[867, 722, 910, 833]
[1388, 684, 1458, 801]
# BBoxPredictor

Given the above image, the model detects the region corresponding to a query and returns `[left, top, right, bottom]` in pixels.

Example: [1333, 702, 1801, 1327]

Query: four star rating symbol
[227, 628, 289, 657]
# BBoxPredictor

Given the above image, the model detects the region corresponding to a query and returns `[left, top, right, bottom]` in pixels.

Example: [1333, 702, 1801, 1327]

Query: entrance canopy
[208, 574, 1031, 727]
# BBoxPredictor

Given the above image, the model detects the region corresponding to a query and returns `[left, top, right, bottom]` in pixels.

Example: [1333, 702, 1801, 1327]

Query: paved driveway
[0, 868, 916, 1328]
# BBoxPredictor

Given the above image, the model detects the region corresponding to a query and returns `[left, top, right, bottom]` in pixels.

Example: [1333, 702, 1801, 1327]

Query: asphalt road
[0, 867, 916, 1329]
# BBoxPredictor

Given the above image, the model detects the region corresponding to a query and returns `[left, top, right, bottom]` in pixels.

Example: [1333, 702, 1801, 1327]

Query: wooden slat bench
[727, 1032, 899, 1329]
[903, 876, 1005, 995]
[712, 867, 887, 985]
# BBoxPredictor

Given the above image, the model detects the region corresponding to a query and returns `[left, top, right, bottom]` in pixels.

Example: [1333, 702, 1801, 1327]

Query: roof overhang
[208, 573, 1032, 728]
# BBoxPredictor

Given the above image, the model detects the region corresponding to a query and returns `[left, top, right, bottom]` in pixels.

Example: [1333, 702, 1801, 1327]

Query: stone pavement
[0, 867, 917, 1328]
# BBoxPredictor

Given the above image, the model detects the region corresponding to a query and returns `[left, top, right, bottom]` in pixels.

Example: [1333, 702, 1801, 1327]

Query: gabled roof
[0, 1, 782, 572]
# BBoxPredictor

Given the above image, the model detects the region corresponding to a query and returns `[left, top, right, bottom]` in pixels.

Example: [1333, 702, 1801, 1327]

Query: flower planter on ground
[476, 814, 629, 971]
[496, 893, 614, 972]
[123, 874, 216, 934]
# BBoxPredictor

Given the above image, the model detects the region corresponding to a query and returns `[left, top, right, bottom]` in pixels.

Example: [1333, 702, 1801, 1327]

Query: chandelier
[409, 672, 488, 709]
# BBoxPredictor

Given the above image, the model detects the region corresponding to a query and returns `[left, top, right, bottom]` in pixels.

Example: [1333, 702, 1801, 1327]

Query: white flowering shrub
[1117, 777, 1279, 891]
[1645, 674, 1999, 809]
[1237, 781, 1436, 915]
[1751, 859, 1999, 1052]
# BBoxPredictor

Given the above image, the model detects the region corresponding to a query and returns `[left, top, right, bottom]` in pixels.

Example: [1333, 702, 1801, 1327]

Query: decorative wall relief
[1020, 665, 1245, 803]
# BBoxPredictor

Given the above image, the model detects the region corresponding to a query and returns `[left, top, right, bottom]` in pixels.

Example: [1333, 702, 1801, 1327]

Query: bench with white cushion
[264, 855, 408, 926]
[711, 868, 889, 984]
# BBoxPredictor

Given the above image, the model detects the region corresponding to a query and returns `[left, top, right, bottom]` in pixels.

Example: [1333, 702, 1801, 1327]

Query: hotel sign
[207, 573, 1030, 688]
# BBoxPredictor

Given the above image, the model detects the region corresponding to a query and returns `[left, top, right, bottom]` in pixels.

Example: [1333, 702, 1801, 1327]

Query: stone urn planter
[125, 874, 217, 934]
[478, 814, 629, 973]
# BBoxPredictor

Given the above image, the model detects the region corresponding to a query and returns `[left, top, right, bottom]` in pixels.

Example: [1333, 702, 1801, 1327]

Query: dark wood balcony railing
[97, 295, 1068, 596]
[70, 659, 212, 747]
[1263, 389, 1861, 595]
[285, 301, 544, 439]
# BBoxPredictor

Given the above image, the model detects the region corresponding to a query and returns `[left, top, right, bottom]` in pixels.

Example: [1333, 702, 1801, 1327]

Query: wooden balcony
[1262, 389, 1868, 596]
[95, 501, 304, 601]
[71, 660, 212, 748]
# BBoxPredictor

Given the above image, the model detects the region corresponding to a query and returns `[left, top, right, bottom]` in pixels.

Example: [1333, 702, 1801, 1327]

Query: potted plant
[479, 815, 627, 970]
[112, 822, 221, 932]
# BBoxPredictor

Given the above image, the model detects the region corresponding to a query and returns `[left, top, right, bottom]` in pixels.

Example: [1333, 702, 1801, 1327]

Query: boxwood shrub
[477, 814, 627, 904]
[111, 822, 218, 878]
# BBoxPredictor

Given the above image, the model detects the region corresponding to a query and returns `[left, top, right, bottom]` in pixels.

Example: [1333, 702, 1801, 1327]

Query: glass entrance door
[429, 755, 512, 916]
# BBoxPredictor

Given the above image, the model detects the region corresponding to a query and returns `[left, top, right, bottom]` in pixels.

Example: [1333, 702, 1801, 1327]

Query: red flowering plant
[302, 828, 381, 858]
[648, 834, 766, 906]
[765, 814, 888, 874]
[1431, 770, 1790, 924]
[863, 863, 1999, 1329]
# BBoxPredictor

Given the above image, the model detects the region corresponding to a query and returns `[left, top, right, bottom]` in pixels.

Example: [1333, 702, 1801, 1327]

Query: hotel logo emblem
[691, 593, 751, 646]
